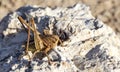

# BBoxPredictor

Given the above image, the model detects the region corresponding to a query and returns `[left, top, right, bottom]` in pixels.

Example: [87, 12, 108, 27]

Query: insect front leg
[33, 46, 52, 64]
[43, 46, 53, 65]
[32, 50, 40, 59]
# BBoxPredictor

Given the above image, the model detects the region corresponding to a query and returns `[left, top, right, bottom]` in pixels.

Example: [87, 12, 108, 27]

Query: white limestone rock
[0, 4, 120, 72]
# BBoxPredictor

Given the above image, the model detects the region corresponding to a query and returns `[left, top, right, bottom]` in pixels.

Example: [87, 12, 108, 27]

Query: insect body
[18, 16, 61, 64]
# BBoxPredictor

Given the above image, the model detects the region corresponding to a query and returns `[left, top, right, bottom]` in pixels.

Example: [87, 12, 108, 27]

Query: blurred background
[0, 0, 120, 37]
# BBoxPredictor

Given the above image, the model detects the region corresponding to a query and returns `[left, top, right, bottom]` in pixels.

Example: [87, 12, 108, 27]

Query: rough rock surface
[0, 0, 120, 38]
[0, 4, 120, 72]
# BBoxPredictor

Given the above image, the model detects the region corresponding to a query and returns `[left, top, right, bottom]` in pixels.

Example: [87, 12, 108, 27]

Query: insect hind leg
[26, 22, 31, 61]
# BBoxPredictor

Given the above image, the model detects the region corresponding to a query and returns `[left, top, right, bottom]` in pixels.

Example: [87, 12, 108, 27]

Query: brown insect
[18, 16, 62, 64]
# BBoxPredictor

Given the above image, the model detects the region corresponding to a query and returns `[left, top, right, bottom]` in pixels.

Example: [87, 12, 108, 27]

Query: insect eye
[59, 30, 69, 41]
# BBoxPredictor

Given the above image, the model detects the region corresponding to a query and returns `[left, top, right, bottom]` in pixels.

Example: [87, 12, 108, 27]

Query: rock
[0, 4, 120, 72]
